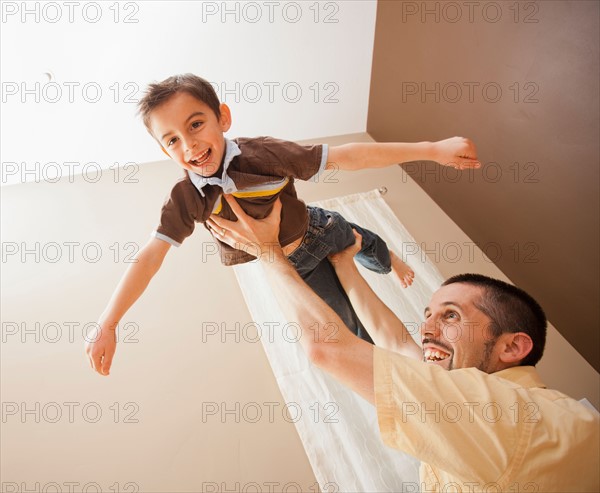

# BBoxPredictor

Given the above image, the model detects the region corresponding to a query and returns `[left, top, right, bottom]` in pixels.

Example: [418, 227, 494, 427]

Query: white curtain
[234, 189, 445, 492]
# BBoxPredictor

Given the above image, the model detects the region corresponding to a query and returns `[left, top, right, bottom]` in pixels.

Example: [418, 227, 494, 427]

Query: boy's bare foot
[390, 250, 415, 288]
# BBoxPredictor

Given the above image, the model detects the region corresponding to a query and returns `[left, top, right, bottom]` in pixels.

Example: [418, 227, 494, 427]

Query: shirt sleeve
[249, 136, 328, 181]
[152, 179, 204, 247]
[373, 346, 534, 484]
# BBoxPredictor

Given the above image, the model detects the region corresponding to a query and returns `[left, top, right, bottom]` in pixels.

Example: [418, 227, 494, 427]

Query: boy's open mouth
[189, 148, 211, 167]
[423, 347, 451, 363]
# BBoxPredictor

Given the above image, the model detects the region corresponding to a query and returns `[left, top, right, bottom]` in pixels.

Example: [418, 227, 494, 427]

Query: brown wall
[367, 0, 599, 370]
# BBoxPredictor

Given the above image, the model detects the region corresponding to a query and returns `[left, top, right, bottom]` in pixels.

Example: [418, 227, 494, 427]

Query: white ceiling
[1, 0, 377, 185]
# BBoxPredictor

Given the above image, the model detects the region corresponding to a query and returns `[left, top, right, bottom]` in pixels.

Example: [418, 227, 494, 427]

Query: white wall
[1, 0, 377, 185]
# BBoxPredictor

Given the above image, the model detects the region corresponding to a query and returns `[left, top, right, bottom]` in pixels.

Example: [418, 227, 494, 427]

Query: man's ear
[498, 332, 534, 365]
[219, 103, 232, 132]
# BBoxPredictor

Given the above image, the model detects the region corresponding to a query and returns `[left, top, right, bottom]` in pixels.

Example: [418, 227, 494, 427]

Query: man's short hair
[137, 73, 221, 136]
[442, 273, 547, 366]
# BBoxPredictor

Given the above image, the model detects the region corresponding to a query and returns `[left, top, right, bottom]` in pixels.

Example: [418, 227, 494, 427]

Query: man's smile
[423, 347, 451, 363]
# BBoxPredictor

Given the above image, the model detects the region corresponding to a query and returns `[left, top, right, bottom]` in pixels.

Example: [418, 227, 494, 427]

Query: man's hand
[432, 136, 480, 169]
[207, 194, 283, 260]
[85, 321, 117, 376]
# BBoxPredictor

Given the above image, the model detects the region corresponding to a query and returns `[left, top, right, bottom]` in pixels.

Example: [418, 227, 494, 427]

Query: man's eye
[446, 311, 458, 320]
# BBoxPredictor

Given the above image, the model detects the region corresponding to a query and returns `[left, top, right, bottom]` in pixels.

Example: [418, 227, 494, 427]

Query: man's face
[421, 283, 501, 372]
[149, 91, 231, 177]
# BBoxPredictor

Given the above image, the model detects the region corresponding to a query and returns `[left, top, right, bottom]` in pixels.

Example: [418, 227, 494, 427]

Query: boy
[85, 73, 480, 375]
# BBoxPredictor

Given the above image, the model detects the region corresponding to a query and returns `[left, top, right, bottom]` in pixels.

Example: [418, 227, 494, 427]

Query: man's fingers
[215, 195, 281, 226]
[208, 217, 247, 246]
[209, 197, 250, 235]
[210, 226, 224, 240]
[210, 228, 256, 257]
[271, 197, 282, 218]
[206, 217, 221, 234]
[222, 194, 246, 221]
[210, 227, 236, 248]
[207, 215, 234, 231]
[264, 198, 283, 230]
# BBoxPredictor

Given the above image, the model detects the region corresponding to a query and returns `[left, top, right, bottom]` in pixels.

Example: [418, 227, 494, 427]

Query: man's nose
[421, 316, 441, 339]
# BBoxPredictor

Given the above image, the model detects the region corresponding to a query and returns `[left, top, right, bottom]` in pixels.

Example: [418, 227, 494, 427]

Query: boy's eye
[167, 137, 177, 147]
[191, 121, 203, 129]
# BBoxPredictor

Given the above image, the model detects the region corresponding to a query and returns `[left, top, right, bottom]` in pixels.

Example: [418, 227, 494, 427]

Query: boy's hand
[208, 194, 283, 259]
[85, 321, 117, 376]
[329, 230, 362, 268]
[432, 136, 481, 170]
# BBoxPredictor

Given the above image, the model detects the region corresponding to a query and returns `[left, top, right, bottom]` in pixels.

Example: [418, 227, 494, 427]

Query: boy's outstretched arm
[327, 136, 480, 171]
[85, 237, 171, 376]
[328, 233, 422, 360]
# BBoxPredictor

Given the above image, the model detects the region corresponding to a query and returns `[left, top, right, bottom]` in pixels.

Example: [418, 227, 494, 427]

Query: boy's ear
[219, 103, 232, 132]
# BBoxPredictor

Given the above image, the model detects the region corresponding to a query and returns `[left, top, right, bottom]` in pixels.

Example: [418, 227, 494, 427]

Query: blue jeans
[287, 207, 392, 343]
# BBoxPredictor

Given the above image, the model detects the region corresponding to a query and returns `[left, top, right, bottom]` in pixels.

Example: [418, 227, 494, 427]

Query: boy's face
[149, 91, 232, 177]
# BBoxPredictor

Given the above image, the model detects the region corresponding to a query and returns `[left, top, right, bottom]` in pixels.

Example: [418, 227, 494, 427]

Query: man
[208, 194, 599, 492]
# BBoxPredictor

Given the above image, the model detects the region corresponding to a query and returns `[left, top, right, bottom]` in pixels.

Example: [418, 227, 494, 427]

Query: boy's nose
[182, 137, 197, 154]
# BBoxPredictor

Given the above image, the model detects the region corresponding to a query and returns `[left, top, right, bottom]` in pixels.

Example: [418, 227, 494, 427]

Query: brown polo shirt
[152, 136, 327, 265]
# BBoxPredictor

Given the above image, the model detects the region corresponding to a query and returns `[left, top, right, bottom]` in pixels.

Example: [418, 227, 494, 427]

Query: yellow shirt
[374, 346, 600, 492]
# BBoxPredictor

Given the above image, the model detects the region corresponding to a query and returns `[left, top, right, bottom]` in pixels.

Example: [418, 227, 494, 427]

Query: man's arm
[85, 237, 171, 376]
[328, 232, 422, 360]
[207, 196, 376, 404]
[327, 136, 479, 171]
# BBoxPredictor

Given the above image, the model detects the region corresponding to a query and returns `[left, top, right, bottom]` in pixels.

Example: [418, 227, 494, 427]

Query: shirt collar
[187, 138, 241, 197]
[493, 366, 547, 389]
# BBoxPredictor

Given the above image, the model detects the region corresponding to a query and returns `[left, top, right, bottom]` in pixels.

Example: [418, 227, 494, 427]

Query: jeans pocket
[288, 238, 330, 276]
[323, 210, 339, 231]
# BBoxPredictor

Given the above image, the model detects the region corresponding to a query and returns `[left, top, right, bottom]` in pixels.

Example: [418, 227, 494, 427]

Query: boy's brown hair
[137, 73, 221, 136]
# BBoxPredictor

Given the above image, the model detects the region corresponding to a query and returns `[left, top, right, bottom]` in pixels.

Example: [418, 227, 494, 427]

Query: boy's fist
[432, 136, 480, 170]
